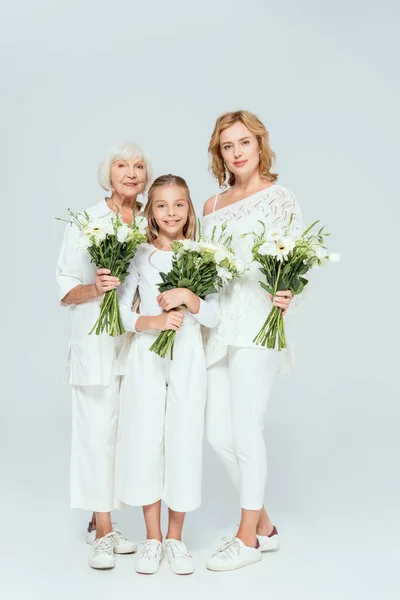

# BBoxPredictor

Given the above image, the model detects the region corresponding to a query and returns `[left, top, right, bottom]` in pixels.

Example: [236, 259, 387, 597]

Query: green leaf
[178, 278, 192, 288]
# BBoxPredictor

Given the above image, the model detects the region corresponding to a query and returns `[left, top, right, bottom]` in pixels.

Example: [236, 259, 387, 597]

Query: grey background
[1, 1, 399, 598]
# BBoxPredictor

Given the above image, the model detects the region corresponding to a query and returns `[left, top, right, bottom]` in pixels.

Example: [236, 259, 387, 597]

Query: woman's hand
[268, 290, 293, 316]
[157, 289, 190, 312]
[95, 268, 120, 296]
[155, 310, 185, 331]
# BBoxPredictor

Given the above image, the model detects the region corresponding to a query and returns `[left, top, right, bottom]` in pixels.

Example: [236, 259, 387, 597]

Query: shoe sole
[136, 570, 159, 575]
[206, 557, 262, 572]
[260, 542, 280, 553]
[114, 548, 137, 555]
[89, 563, 115, 570]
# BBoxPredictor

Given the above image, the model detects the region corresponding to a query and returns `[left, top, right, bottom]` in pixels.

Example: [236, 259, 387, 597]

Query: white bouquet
[58, 209, 147, 336]
[150, 222, 245, 359]
[247, 219, 340, 350]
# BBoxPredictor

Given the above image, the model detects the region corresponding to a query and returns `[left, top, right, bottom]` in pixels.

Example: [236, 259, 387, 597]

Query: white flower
[83, 221, 107, 244]
[274, 236, 295, 261]
[198, 240, 217, 254]
[117, 223, 130, 243]
[136, 216, 148, 234]
[216, 265, 233, 284]
[258, 241, 277, 256]
[215, 246, 235, 265]
[265, 229, 282, 242]
[328, 252, 340, 263]
[177, 239, 199, 255]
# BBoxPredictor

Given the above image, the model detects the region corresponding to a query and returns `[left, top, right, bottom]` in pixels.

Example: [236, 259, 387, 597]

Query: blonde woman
[117, 175, 219, 575]
[56, 142, 153, 569]
[203, 111, 305, 571]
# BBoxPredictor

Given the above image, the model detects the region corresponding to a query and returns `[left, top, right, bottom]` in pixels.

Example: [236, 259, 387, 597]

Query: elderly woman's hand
[268, 290, 293, 316]
[95, 268, 120, 296]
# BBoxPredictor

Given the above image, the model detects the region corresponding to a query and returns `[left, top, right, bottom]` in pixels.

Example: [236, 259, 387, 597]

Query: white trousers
[206, 346, 282, 510]
[117, 330, 206, 512]
[70, 378, 124, 512]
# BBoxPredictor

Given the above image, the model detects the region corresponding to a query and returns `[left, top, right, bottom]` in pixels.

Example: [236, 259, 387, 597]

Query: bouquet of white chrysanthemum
[247, 219, 339, 350]
[57, 209, 147, 336]
[150, 222, 245, 359]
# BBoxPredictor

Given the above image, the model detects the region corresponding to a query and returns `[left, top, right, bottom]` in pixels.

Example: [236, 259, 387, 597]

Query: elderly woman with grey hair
[56, 142, 153, 569]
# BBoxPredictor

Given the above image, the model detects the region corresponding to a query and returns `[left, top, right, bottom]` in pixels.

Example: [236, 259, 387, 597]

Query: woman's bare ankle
[256, 523, 274, 536]
[146, 531, 163, 542]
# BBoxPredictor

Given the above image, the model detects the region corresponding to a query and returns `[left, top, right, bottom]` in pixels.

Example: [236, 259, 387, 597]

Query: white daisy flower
[275, 237, 295, 261]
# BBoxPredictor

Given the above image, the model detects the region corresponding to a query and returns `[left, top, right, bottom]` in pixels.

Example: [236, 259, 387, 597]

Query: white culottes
[206, 346, 282, 511]
[70, 378, 125, 512]
[117, 329, 206, 512]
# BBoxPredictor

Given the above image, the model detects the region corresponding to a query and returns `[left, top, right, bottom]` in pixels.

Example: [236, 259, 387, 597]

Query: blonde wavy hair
[208, 110, 278, 188]
[144, 174, 197, 243]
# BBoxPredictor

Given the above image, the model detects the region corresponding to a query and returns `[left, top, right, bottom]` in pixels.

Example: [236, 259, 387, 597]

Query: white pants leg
[117, 331, 206, 512]
[164, 333, 206, 512]
[70, 378, 124, 511]
[206, 346, 282, 510]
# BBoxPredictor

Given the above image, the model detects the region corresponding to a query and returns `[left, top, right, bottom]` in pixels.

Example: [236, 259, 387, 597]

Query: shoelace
[165, 540, 192, 560]
[139, 540, 162, 560]
[93, 533, 115, 557]
[217, 536, 236, 552]
[111, 529, 129, 543]
[214, 538, 241, 559]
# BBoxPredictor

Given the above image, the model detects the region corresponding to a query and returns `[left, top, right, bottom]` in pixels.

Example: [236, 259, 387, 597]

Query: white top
[118, 243, 219, 334]
[56, 199, 126, 386]
[201, 184, 305, 372]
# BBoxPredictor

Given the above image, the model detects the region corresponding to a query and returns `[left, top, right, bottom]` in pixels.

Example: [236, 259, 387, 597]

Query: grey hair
[98, 141, 154, 192]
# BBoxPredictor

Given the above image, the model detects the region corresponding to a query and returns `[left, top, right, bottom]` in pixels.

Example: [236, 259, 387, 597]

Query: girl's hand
[95, 268, 120, 295]
[157, 289, 189, 312]
[268, 290, 293, 316]
[156, 310, 185, 331]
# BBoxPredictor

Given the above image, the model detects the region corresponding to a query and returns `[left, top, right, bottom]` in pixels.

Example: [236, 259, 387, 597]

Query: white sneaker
[206, 537, 261, 572]
[85, 522, 137, 554]
[164, 539, 195, 575]
[257, 525, 279, 552]
[89, 532, 116, 569]
[135, 539, 164, 574]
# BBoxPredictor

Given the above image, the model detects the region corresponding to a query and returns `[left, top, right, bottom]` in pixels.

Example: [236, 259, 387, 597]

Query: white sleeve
[191, 293, 220, 328]
[118, 259, 141, 332]
[56, 224, 84, 305]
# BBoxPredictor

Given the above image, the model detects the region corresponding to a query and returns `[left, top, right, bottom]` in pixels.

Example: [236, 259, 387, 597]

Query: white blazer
[56, 199, 125, 386]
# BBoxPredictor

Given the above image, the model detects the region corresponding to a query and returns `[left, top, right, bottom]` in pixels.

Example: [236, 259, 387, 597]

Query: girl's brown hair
[208, 110, 278, 188]
[144, 174, 197, 242]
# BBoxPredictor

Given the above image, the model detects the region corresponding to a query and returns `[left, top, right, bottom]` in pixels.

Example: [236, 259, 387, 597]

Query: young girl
[116, 174, 219, 575]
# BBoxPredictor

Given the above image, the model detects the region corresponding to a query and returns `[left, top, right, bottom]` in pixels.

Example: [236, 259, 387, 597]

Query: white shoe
[85, 522, 137, 554]
[135, 539, 164, 574]
[257, 526, 279, 552]
[89, 532, 116, 570]
[164, 539, 195, 575]
[206, 537, 262, 572]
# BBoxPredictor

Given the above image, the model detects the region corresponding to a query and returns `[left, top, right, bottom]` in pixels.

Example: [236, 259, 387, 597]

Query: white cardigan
[201, 184, 305, 373]
[56, 199, 125, 386]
